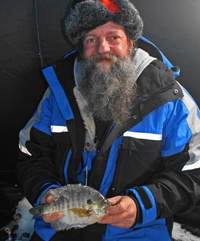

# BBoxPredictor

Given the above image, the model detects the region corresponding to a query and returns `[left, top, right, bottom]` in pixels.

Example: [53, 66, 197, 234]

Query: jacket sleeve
[128, 85, 200, 225]
[17, 88, 61, 206]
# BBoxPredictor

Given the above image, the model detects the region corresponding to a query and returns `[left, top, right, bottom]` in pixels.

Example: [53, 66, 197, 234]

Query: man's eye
[86, 38, 96, 44]
[112, 36, 118, 40]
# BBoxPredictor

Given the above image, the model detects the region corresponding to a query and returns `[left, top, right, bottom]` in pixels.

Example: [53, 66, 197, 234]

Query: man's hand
[40, 189, 63, 223]
[98, 196, 137, 229]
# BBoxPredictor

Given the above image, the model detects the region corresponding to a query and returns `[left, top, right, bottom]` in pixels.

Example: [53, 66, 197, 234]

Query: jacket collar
[133, 48, 157, 82]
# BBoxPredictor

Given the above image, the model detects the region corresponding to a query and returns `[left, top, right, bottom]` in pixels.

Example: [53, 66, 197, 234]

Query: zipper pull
[85, 166, 88, 186]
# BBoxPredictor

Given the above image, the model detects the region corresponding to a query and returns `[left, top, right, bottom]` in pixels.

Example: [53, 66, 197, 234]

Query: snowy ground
[172, 222, 200, 241]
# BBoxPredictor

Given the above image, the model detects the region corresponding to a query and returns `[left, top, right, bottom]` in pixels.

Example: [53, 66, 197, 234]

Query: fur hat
[65, 0, 143, 46]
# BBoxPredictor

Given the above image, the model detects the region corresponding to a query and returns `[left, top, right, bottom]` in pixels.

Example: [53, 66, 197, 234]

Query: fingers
[106, 196, 129, 215]
[40, 189, 62, 223]
[42, 212, 63, 223]
[99, 196, 137, 229]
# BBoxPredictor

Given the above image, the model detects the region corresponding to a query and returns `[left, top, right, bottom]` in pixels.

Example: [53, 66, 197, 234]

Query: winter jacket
[18, 39, 200, 241]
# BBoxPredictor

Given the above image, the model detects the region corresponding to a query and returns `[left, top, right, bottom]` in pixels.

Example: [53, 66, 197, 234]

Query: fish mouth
[101, 200, 112, 212]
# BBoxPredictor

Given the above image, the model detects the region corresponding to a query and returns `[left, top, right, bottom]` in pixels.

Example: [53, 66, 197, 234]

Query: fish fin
[29, 205, 43, 219]
[73, 224, 88, 229]
[70, 208, 95, 217]
[51, 220, 69, 231]
[51, 221, 88, 231]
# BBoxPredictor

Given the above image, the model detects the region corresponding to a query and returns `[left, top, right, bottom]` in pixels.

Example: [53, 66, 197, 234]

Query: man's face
[78, 24, 136, 124]
[83, 22, 133, 72]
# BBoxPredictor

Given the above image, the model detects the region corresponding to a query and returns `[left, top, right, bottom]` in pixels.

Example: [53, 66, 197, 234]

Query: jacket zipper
[58, 147, 71, 184]
[110, 143, 123, 196]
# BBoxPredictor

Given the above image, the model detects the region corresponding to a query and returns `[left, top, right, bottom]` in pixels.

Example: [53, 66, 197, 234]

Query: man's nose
[97, 38, 110, 54]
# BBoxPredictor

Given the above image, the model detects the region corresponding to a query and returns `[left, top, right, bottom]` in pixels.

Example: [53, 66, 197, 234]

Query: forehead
[85, 22, 127, 37]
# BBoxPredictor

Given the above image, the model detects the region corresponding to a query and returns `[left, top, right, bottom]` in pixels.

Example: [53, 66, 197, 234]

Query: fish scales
[70, 187, 82, 221]
[29, 184, 111, 231]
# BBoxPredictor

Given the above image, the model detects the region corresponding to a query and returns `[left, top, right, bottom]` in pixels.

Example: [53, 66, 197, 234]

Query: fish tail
[29, 205, 43, 219]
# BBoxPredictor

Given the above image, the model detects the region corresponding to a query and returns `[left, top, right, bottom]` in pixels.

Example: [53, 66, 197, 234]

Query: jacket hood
[133, 48, 157, 82]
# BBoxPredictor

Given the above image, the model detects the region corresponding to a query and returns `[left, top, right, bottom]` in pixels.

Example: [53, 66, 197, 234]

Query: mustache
[79, 52, 136, 124]
[89, 54, 118, 63]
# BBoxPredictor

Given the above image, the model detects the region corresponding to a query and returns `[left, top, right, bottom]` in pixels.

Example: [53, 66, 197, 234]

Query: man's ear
[129, 40, 134, 47]
[129, 40, 135, 53]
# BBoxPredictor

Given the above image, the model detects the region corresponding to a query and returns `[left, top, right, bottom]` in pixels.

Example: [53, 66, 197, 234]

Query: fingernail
[106, 210, 109, 214]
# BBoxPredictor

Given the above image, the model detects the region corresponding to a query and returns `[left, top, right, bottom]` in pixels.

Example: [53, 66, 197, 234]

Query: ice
[172, 222, 200, 241]
[14, 198, 34, 240]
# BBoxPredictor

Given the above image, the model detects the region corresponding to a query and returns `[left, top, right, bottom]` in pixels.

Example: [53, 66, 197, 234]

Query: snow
[172, 222, 200, 241]
[14, 198, 34, 240]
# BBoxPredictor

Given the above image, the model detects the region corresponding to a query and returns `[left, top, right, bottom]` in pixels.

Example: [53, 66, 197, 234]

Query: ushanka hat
[65, 0, 143, 46]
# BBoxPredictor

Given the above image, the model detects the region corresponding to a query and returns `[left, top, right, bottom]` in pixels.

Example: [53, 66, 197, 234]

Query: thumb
[40, 189, 55, 204]
[107, 196, 123, 206]
[46, 194, 55, 204]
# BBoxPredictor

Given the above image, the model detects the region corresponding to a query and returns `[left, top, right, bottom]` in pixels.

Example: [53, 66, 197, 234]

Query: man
[17, 0, 200, 240]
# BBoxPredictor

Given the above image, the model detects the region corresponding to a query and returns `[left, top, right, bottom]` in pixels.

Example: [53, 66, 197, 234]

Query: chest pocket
[107, 135, 162, 197]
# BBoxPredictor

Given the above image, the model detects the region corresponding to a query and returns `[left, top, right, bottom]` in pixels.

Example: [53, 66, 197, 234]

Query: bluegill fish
[29, 184, 111, 231]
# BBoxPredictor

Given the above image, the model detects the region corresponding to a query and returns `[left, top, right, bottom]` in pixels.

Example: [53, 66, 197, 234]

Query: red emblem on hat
[85, 0, 121, 14]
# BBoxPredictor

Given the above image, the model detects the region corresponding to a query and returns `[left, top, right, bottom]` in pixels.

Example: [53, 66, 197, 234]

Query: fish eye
[101, 200, 106, 205]
[87, 199, 92, 205]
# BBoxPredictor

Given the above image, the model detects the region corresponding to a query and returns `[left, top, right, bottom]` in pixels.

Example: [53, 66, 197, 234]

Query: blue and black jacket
[18, 37, 200, 241]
